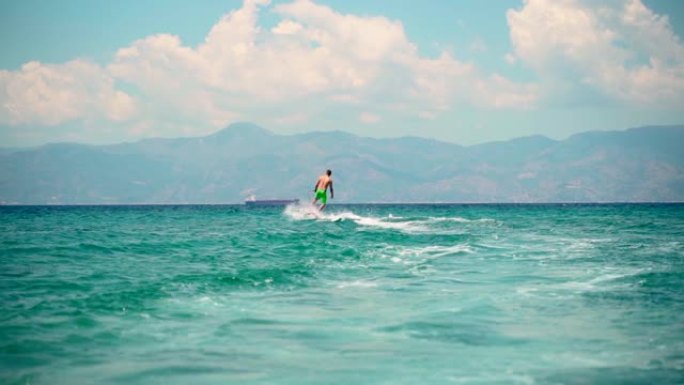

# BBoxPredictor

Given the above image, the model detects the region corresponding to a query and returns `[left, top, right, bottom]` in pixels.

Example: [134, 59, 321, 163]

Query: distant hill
[1, 123, 683, 204]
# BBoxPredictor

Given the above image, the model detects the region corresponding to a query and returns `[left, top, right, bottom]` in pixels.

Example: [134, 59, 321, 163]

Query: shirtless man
[312, 169, 334, 211]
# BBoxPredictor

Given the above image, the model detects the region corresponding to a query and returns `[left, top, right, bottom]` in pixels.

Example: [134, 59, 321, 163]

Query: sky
[1, 0, 683, 147]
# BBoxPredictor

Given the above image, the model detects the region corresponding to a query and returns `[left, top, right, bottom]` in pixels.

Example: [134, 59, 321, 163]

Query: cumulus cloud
[270, 0, 537, 110]
[507, 0, 684, 106]
[3, 0, 683, 144]
[0, 60, 136, 126]
[1, 0, 545, 143]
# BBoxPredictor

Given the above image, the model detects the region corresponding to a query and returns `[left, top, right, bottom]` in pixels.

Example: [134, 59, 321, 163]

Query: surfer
[312, 169, 334, 211]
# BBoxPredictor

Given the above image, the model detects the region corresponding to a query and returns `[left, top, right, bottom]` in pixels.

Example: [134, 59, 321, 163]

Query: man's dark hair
[326, 169, 332, 176]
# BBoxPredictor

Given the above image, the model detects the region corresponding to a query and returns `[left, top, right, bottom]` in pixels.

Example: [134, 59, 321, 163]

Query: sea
[1, 203, 683, 384]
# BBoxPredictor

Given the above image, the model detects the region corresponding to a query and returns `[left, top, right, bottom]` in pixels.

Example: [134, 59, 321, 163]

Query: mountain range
[1, 123, 683, 204]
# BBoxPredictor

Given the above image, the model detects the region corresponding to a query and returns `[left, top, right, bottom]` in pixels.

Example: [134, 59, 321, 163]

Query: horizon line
[2, 201, 683, 207]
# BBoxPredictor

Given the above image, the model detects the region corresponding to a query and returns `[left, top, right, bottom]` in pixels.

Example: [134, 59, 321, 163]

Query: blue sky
[1, 0, 683, 146]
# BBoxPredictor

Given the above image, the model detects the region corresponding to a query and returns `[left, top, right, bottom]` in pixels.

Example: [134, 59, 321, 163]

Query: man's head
[326, 169, 332, 176]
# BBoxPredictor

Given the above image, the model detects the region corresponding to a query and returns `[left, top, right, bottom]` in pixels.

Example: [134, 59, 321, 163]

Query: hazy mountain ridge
[1, 123, 683, 204]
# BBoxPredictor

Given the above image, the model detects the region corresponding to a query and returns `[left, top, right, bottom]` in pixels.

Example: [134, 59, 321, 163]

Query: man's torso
[316, 175, 331, 191]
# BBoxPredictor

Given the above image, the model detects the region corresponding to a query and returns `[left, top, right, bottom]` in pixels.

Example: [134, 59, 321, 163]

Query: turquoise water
[1, 204, 683, 384]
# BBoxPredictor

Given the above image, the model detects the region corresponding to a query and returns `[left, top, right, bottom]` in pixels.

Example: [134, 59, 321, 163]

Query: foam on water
[283, 202, 428, 232]
[423, 216, 497, 224]
[376, 244, 474, 261]
[283, 202, 326, 220]
[283, 203, 499, 234]
[335, 280, 379, 289]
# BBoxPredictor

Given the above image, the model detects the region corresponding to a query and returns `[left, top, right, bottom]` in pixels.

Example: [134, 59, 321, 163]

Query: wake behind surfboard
[284, 202, 343, 221]
[283, 202, 438, 231]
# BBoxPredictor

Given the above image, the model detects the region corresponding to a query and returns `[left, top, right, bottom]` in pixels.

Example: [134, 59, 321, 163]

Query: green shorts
[314, 189, 327, 204]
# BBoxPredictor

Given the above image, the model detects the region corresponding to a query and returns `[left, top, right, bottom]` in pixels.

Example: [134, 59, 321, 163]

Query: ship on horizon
[244, 195, 299, 206]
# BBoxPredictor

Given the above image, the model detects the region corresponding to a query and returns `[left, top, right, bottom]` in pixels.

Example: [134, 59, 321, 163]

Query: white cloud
[1, 0, 537, 143]
[272, 20, 304, 35]
[271, 0, 537, 110]
[359, 112, 381, 124]
[507, 0, 684, 106]
[474, 74, 538, 109]
[0, 60, 136, 126]
[106, 0, 539, 130]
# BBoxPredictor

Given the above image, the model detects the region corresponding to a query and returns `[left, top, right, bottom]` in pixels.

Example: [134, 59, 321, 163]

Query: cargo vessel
[244, 196, 299, 206]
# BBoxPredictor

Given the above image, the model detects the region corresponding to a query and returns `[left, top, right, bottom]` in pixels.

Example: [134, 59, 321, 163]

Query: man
[312, 169, 334, 211]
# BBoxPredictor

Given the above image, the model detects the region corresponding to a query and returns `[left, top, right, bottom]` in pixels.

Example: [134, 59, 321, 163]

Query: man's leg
[318, 193, 327, 211]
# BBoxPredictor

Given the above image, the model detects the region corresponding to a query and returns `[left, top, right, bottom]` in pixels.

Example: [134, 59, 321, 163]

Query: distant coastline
[1, 123, 683, 204]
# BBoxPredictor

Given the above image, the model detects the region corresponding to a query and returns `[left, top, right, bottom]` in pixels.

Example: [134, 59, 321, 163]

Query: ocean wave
[424, 216, 498, 224]
[370, 244, 474, 265]
[515, 268, 648, 298]
[336, 280, 379, 289]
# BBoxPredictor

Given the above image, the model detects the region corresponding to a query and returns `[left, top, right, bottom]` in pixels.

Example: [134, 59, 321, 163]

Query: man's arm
[329, 181, 334, 199]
